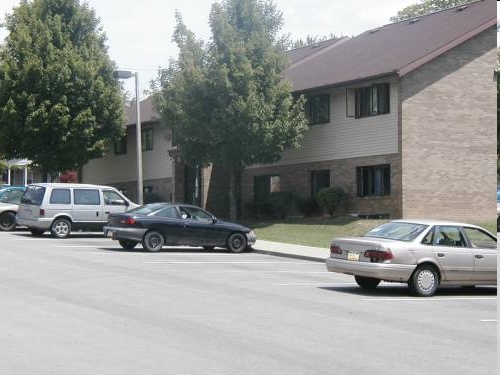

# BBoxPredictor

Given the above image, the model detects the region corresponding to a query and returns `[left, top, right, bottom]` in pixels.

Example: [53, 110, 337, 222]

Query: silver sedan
[325, 219, 497, 296]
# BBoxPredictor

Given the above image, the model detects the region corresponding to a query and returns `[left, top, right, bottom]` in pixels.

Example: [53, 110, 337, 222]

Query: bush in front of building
[268, 191, 294, 219]
[295, 197, 320, 217]
[245, 191, 294, 219]
[316, 187, 346, 216]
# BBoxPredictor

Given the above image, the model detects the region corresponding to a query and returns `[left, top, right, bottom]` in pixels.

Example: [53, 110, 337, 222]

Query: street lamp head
[114, 70, 134, 79]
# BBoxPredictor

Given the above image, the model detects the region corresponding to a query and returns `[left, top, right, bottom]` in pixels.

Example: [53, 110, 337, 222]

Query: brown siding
[401, 27, 496, 221]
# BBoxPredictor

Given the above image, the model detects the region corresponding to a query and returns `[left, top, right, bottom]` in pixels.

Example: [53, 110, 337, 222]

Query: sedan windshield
[364, 222, 429, 242]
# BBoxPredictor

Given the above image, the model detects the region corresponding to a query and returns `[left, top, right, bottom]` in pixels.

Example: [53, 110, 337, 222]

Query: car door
[72, 189, 102, 225]
[151, 206, 185, 245]
[461, 227, 497, 282]
[179, 206, 221, 246]
[431, 225, 474, 282]
[102, 190, 130, 223]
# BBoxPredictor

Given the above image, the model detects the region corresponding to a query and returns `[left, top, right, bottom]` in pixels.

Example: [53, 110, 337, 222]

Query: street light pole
[114, 69, 143, 205]
[134, 72, 143, 205]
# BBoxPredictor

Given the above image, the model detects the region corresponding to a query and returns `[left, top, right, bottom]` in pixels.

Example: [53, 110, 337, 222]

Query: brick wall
[401, 27, 497, 221]
[241, 154, 402, 218]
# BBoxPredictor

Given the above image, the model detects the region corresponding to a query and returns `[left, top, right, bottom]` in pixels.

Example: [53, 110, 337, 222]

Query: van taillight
[364, 249, 393, 261]
[39, 209, 45, 217]
[330, 245, 342, 255]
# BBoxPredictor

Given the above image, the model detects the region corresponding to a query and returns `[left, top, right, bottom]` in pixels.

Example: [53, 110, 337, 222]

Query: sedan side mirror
[212, 217, 217, 224]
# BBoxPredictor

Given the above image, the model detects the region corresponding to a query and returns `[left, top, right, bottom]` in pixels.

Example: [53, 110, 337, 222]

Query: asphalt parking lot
[0, 231, 496, 375]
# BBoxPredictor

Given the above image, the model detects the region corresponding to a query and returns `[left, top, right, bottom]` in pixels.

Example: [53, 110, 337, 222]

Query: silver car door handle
[437, 253, 445, 257]
[475, 255, 484, 259]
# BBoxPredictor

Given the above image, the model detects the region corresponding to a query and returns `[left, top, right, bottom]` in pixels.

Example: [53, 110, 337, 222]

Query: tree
[0, 0, 125, 177]
[390, 0, 473, 22]
[153, 0, 308, 220]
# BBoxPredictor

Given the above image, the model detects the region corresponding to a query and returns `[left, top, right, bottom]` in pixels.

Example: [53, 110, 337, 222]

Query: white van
[17, 183, 138, 238]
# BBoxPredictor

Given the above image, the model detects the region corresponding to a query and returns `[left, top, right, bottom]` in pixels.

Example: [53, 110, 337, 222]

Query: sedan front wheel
[142, 231, 164, 252]
[227, 233, 247, 253]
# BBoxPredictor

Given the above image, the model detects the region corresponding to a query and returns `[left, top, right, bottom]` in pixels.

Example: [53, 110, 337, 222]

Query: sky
[0, 0, 424, 98]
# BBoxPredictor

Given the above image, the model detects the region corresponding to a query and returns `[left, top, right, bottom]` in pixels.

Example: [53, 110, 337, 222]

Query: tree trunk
[229, 169, 237, 221]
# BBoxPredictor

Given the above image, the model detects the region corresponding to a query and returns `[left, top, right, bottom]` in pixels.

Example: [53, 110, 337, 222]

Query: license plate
[347, 252, 360, 261]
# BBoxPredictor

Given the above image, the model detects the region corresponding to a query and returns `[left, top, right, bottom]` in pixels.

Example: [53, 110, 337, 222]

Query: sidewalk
[252, 239, 329, 262]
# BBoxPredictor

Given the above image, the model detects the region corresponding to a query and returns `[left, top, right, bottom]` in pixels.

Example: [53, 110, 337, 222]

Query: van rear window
[20, 185, 46, 205]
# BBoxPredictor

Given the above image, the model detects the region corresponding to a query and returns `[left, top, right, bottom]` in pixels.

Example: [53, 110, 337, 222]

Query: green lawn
[244, 216, 496, 248]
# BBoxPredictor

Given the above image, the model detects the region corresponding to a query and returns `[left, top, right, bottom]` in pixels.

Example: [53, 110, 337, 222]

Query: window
[253, 175, 280, 203]
[142, 128, 153, 151]
[434, 226, 466, 247]
[180, 206, 213, 221]
[462, 227, 497, 249]
[74, 189, 100, 205]
[306, 94, 330, 125]
[155, 207, 181, 219]
[351, 83, 390, 118]
[103, 190, 126, 205]
[114, 136, 127, 155]
[357, 165, 390, 197]
[311, 170, 330, 197]
[20, 185, 46, 205]
[50, 189, 71, 204]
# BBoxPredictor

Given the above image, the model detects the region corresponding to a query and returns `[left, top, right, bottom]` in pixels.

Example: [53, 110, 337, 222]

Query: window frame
[354, 83, 390, 118]
[310, 170, 330, 197]
[306, 94, 330, 125]
[114, 135, 127, 155]
[141, 128, 154, 151]
[357, 164, 391, 197]
[253, 175, 280, 204]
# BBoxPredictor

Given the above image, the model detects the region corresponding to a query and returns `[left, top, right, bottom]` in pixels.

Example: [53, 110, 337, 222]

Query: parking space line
[142, 261, 309, 264]
[362, 297, 497, 302]
[275, 282, 357, 286]
[479, 319, 497, 322]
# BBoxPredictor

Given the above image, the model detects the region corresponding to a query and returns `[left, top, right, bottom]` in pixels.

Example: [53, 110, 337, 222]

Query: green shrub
[268, 191, 294, 219]
[316, 187, 345, 216]
[296, 197, 320, 217]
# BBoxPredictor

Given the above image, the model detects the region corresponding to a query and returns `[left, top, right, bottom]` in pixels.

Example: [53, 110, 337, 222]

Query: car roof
[0, 186, 25, 191]
[27, 183, 117, 189]
[390, 218, 482, 228]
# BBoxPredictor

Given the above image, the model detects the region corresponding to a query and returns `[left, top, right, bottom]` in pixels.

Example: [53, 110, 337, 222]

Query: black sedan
[103, 203, 257, 253]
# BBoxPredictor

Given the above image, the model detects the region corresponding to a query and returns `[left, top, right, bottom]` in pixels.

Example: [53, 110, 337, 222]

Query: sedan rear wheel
[227, 233, 247, 253]
[142, 231, 164, 252]
[0, 211, 16, 231]
[409, 265, 439, 297]
[51, 218, 71, 238]
[354, 275, 381, 289]
[29, 228, 45, 236]
[119, 240, 138, 250]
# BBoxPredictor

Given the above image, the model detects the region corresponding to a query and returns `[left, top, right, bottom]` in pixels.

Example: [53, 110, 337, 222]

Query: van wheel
[0, 211, 16, 231]
[142, 231, 164, 252]
[51, 218, 71, 238]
